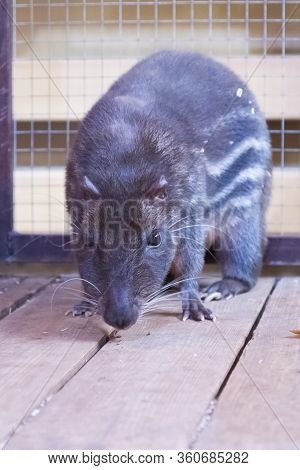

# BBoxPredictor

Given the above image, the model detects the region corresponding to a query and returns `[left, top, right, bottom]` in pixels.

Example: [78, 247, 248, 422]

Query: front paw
[65, 300, 97, 318]
[182, 290, 215, 322]
[201, 278, 249, 302]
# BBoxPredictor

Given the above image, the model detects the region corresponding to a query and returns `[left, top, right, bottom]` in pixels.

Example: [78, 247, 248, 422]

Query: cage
[0, 0, 299, 263]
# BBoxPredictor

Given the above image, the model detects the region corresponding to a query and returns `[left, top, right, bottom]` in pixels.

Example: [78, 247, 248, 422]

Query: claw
[65, 303, 96, 318]
[204, 278, 248, 300]
[206, 311, 217, 322]
[204, 291, 222, 302]
[182, 311, 190, 321]
[181, 285, 217, 324]
[84, 310, 94, 317]
[225, 293, 233, 300]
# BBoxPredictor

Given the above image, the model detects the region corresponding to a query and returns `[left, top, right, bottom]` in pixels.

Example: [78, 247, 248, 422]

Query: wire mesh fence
[4, 0, 300, 259]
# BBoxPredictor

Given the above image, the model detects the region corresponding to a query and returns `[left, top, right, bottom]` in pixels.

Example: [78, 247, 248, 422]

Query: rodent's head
[66, 111, 191, 329]
[67, 177, 179, 329]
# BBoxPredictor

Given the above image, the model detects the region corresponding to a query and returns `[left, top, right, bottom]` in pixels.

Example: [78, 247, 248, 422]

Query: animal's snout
[103, 286, 139, 329]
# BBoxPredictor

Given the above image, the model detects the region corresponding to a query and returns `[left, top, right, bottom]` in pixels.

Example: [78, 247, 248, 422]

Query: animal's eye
[147, 229, 161, 247]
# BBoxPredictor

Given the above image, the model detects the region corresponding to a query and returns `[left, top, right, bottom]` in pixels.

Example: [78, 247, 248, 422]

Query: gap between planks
[195, 277, 300, 449]
[188, 277, 279, 449]
[0, 276, 56, 320]
[5, 278, 275, 449]
[0, 278, 112, 449]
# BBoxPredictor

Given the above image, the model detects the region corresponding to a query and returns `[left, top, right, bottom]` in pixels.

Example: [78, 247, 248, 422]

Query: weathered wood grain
[6, 279, 274, 449]
[0, 277, 20, 293]
[0, 277, 54, 320]
[196, 277, 300, 449]
[0, 279, 110, 448]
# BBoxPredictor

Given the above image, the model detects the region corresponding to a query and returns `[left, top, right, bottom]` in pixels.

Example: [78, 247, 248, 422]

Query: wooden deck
[0, 275, 299, 450]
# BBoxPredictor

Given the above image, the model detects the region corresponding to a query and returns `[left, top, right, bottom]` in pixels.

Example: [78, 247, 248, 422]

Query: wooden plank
[0, 277, 55, 320]
[196, 277, 300, 449]
[0, 279, 110, 448]
[13, 56, 300, 120]
[0, 277, 21, 294]
[6, 278, 274, 449]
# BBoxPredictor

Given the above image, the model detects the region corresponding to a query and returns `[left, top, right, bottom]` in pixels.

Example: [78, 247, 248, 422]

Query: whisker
[58, 289, 98, 304]
[141, 304, 181, 316]
[49, 238, 76, 249]
[167, 214, 191, 230]
[142, 299, 182, 310]
[144, 276, 202, 303]
[149, 272, 221, 301]
[71, 221, 81, 232]
[146, 297, 182, 304]
[172, 234, 204, 247]
[51, 277, 102, 313]
[172, 235, 218, 263]
[144, 290, 184, 306]
[143, 289, 182, 308]
[63, 295, 98, 306]
[63, 286, 98, 301]
[170, 223, 233, 242]
[142, 302, 179, 313]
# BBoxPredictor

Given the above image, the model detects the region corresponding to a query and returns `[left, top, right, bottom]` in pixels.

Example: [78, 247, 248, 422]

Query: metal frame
[0, 2, 300, 265]
[0, 0, 13, 260]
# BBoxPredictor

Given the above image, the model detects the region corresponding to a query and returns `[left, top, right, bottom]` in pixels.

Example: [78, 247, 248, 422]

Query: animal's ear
[83, 176, 100, 197]
[147, 176, 168, 201]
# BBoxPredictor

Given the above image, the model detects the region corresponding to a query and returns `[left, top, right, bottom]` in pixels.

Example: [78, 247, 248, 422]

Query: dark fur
[66, 50, 271, 329]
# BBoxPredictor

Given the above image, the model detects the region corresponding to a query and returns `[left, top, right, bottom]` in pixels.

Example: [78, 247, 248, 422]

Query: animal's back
[107, 50, 271, 211]
[107, 50, 264, 142]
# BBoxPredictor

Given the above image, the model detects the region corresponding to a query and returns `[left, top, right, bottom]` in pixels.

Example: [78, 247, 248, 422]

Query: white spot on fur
[84, 176, 100, 195]
[207, 138, 270, 178]
[251, 107, 255, 114]
[115, 95, 145, 108]
[200, 147, 205, 153]
[226, 189, 261, 209]
[236, 88, 243, 97]
[110, 119, 136, 145]
[159, 176, 167, 187]
[229, 140, 234, 145]
[211, 167, 265, 205]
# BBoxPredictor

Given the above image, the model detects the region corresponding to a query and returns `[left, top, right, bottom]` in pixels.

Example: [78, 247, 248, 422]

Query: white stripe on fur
[206, 137, 270, 178]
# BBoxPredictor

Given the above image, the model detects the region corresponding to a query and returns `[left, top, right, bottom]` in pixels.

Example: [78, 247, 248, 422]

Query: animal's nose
[111, 312, 136, 329]
[103, 287, 139, 329]
[104, 304, 139, 329]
